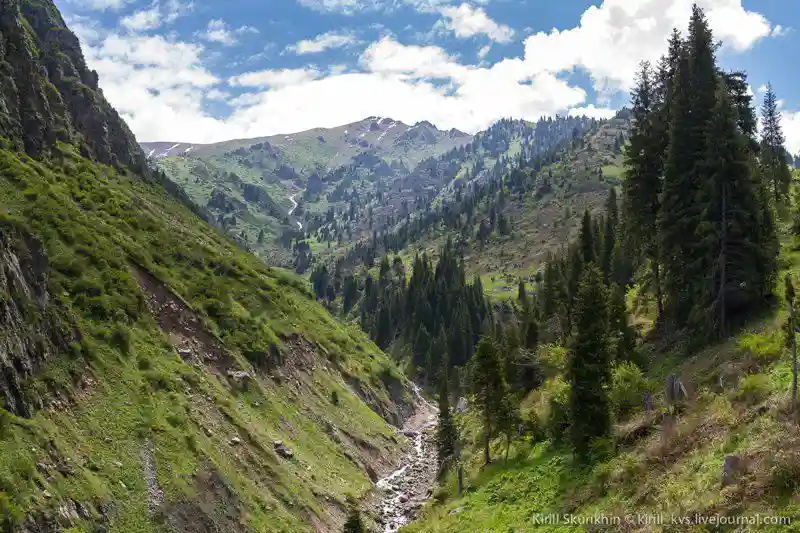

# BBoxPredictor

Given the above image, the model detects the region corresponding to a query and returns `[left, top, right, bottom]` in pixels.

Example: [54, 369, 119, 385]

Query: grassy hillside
[404, 216, 800, 532]
[366, 115, 630, 302]
[144, 118, 473, 268]
[0, 141, 413, 532]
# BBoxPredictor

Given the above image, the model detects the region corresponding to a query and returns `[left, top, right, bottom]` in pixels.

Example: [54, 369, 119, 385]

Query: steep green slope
[0, 0, 417, 530]
[0, 142, 412, 532]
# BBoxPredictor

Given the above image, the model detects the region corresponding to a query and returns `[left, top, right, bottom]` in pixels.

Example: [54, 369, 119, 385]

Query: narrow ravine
[375, 385, 439, 532]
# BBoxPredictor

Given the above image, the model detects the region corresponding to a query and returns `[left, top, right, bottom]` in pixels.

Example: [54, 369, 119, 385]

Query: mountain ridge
[140, 116, 472, 162]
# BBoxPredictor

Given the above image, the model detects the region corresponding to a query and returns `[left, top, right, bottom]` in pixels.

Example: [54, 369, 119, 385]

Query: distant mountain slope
[140, 117, 474, 267]
[142, 117, 471, 171]
[310, 112, 631, 303]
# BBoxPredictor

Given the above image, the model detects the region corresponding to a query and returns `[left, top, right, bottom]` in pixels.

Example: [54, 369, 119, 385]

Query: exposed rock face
[0, 223, 70, 417]
[0, 0, 147, 174]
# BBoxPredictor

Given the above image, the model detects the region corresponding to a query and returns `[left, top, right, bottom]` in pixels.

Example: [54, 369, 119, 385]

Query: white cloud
[286, 31, 359, 55]
[568, 105, 618, 120]
[200, 19, 258, 46]
[478, 44, 491, 59]
[73, 0, 132, 11]
[361, 37, 470, 81]
[79, 0, 777, 144]
[771, 24, 792, 37]
[229, 68, 321, 88]
[438, 4, 514, 43]
[522, 0, 775, 93]
[121, 6, 162, 31]
[782, 111, 800, 156]
[295, 0, 377, 15]
[118, 0, 193, 32]
[295, 0, 489, 15]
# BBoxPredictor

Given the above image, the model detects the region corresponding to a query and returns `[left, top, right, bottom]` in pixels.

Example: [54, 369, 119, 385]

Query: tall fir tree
[470, 337, 506, 465]
[579, 209, 595, 265]
[659, 40, 700, 327]
[761, 83, 792, 201]
[623, 61, 665, 324]
[436, 364, 458, 468]
[568, 265, 611, 462]
[661, 5, 718, 328]
[695, 80, 773, 339]
[601, 188, 619, 283]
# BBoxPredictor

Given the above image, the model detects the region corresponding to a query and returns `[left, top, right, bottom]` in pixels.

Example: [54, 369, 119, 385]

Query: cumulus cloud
[79, 0, 779, 143]
[72, 0, 132, 11]
[229, 68, 321, 88]
[295, 0, 378, 15]
[121, 6, 162, 31]
[438, 4, 514, 43]
[200, 19, 258, 46]
[784, 111, 800, 156]
[285, 31, 359, 55]
[521, 0, 774, 93]
[568, 105, 618, 120]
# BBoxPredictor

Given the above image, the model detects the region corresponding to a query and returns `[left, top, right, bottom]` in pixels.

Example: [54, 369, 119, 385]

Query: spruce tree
[696, 80, 771, 339]
[761, 83, 792, 201]
[623, 61, 664, 324]
[517, 279, 528, 306]
[497, 392, 521, 462]
[436, 364, 458, 467]
[470, 337, 506, 465]
[524, 318, 539, 350]
[659, 43, 698, 327]
[579, 209, 595, 265]
[412, 325, 431, 371]
[601, 188, 619, 282]
[427, 328, 448, 388]
[660, 5, 720, 329]
[568, 265, 611, 462]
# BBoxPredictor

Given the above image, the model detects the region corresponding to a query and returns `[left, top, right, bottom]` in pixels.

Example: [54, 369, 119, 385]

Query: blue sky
[57, 0, 800, 151]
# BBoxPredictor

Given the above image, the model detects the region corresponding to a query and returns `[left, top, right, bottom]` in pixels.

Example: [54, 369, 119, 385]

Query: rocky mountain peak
[0, 0, 147, 174]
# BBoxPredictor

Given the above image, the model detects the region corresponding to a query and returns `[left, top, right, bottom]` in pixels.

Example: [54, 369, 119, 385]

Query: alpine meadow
[3, 0, 800, 532]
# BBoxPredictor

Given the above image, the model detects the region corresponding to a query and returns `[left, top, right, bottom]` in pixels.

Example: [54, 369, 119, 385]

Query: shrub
[737, 332, 783, 370]
[769, 452, 800, 497]
[609, 362, 655, 418]
[0, 491, 23, 532]
[733, 373, 771, 405]
[111, 325, 132, 355]
[532, 376, 569, 443]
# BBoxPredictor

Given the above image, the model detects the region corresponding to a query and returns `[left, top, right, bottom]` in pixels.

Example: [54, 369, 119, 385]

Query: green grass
[0, 143, 409, 531]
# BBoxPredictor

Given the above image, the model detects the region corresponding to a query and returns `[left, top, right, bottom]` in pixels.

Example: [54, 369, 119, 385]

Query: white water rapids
[375, 384, 439, 532]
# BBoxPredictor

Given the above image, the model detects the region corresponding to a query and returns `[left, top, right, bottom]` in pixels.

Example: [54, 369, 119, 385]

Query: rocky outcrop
[0, 222, 70, 417]
[0, 0, 147, 174]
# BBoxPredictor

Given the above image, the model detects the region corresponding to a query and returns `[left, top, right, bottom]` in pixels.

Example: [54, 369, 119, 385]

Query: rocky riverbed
[375, 386, 438, 532]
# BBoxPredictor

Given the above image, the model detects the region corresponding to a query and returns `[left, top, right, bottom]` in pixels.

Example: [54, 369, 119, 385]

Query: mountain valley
[3, 0, 800, 532]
